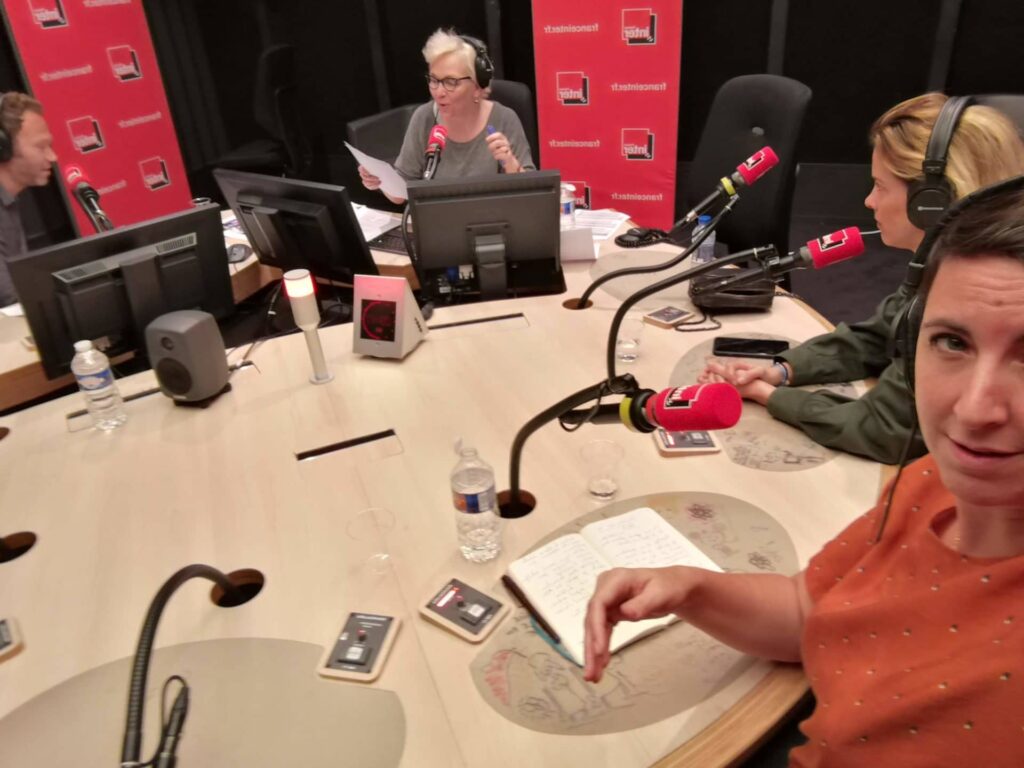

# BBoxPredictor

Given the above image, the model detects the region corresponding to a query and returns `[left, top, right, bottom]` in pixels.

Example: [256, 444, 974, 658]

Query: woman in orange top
[584, 177, 1024, 766]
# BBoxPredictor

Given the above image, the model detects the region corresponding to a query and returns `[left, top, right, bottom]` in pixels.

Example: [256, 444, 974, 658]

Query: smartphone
[654, 429, 721, 456]
[643, 305, 694, 328]
[712, 336, 789, 359]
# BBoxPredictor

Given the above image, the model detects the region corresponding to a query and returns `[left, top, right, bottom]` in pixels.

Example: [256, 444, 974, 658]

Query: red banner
[2, 0, 192, 234]
[532, 3, 683, 228]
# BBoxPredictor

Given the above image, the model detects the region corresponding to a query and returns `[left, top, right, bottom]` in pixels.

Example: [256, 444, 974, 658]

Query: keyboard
[368, 226, 409, 256]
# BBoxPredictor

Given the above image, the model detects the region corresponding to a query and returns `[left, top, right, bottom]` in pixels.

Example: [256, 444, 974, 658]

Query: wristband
[772, 361, 790, 386]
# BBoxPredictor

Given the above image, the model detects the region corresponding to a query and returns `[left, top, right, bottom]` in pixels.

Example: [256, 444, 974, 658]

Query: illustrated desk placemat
[470, 492, 799, 735]
[671, 334, 858, 472]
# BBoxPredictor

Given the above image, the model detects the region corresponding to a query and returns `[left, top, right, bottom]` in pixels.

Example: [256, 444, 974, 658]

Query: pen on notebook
[486, 124, 506, 169]
[501, 574, 560, 643]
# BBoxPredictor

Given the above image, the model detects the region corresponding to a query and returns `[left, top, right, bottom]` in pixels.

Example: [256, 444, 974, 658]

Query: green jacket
[766, 286, 927, 464]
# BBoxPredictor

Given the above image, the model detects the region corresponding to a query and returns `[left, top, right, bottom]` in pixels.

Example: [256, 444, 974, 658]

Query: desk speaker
[145, 310, 229, 403]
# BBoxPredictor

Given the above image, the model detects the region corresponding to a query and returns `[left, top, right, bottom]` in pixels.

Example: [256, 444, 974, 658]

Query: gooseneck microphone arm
[604, 244, 779, 379]
[121, 564, 251, 768]
[503, 373, 641, 518]
[575, 197, 736, 309]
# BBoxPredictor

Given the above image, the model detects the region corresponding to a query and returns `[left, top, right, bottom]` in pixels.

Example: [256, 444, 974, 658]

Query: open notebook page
[581, 507, 722, 572]
[507, 533, 673, 665]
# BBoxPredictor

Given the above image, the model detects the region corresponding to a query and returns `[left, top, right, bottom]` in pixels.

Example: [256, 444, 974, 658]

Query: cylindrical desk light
[283, 269, 333, 384]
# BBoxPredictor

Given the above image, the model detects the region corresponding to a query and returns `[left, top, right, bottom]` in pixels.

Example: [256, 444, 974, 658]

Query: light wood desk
[0, 243, 882, 766]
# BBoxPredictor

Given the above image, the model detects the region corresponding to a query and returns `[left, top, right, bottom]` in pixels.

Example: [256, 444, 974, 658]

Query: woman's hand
[358, 164, 382, 190]
[698, 360, 782, 405]
[584, 567, 694, 683]
[485, 130, 521, 173]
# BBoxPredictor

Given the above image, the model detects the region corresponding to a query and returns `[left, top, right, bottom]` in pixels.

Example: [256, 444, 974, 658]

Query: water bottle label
[453, 486, 496, 514]
[75, 368, 114, 391]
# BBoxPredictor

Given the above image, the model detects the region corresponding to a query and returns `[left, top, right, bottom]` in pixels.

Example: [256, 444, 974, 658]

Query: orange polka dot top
[792, 455, 1024, 767]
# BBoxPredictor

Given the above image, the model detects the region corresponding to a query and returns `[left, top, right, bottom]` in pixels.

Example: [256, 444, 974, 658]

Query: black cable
[672, 311, 721, 333]
[872, 417, 919, 543]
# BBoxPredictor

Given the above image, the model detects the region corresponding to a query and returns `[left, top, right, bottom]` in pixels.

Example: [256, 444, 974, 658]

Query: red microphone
[681, 146, 780, 224]
[633, 383, 742, 432]
[560, 382, 742, 432]
[798, 227, 864, 269]
[63, 164, 113, 232]
[422, 125, 449, 180]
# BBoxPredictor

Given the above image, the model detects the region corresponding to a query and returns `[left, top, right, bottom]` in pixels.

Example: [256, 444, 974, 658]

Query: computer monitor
[213, 168, 378, 285]
[405, 169, 564, 301]
[9, 204, 233, 380]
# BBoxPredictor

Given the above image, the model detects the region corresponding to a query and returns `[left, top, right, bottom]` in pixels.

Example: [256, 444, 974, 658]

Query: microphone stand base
[561, 298, 593, 310]
[497, 489, 537, 519]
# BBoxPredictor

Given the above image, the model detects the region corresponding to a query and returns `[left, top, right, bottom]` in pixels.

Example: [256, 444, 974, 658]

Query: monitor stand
[474, 233, 508, 300]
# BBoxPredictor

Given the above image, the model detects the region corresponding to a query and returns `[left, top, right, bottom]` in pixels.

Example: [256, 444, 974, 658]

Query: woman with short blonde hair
[359, 28, 535, 204]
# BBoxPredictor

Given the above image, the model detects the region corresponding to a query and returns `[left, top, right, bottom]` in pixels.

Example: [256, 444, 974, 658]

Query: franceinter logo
[107, 45, 142, 81]
[139, 157, 171, 190]
[622, 8, 657, 45]
[67, 116, 104, 153]
[29, 0, 68, 28]
[564, 180, 592, 210]
[621, 128, 654, 160]
[556, 71, 590, 106]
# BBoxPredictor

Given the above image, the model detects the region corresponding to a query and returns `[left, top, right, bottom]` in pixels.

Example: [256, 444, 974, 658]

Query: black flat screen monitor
[406, 170, 564, 301]
[9, 204, 233, 379]
[213, 168, 378, 285]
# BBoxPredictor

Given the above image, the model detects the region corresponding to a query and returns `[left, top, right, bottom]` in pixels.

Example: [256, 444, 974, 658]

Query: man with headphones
[700, 93, 1024, 464]
[0, 91, 57, 307]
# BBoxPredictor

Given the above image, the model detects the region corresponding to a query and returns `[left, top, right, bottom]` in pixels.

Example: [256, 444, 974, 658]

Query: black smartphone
[712, 336, 789, 359]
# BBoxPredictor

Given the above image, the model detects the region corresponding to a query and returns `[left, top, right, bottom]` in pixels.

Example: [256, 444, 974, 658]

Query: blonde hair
[0, 92, 43, 142]
[422, 28, 479, 83]
[870, 92, 1024, 199]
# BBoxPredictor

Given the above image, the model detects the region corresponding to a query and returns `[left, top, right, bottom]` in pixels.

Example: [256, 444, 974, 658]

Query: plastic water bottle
[692, 214, 716, 264]
[70, 340, 127, 431]
[560, 183, 576, 229]
[451, 440, 502, 562]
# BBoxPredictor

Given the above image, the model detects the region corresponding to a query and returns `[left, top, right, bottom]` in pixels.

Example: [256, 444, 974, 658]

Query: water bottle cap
[454, 438, 476, 456]
[697, 214, 712, 224]
[73, 340, 94, 353]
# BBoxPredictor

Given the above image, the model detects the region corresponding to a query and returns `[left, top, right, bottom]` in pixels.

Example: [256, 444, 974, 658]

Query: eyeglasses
[425, 74, 472, 92]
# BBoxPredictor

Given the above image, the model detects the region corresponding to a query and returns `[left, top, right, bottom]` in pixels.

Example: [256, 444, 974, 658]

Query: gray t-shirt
[394, 100, 536, 181]
[0, 187, 28, 307]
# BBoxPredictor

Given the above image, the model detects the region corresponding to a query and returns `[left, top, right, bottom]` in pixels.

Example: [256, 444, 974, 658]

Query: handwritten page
[507, 531, 676, 665]
[344, 142, 408, 200]
[583, 507, 722, 572]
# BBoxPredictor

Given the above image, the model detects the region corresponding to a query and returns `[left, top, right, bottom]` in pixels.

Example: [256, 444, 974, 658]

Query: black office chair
[975, 93, 1024, 136]
[345, 103, 420, 165]
[216, 44, 310, 177]
[489, 79, 539, 165]
[680, 74, 812, 262]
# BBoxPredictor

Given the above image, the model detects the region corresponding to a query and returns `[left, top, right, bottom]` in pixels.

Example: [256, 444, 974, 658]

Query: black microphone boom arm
[502, 374, 641, 518]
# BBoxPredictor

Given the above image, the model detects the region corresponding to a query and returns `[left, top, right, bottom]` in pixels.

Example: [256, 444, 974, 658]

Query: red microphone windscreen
[427, 125, 448, 151]
[734, 147, 779, 187]
[806, 227, 864, 269]
[646, 383, 742, 431]
[64, 164, 89, 187]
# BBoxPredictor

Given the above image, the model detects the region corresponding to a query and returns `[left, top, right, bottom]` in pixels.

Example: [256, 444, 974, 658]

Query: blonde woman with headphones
[700, 93, 1024, 464]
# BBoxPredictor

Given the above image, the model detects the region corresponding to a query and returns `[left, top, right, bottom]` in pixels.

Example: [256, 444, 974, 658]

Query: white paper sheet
[344, 142, 408, 200]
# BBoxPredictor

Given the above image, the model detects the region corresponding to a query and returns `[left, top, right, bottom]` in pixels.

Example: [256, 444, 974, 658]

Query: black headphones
[905, 95, 974, 230]
[892, 172, 1024, 392]
[614, 227, 669, 248]
[0, 93, 12, 163]
[459, 35, 494, 89]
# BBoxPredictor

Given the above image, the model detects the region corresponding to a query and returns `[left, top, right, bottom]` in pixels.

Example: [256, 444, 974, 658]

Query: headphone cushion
[906, 178, 954, 230]
[899, 294, 926, 393]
